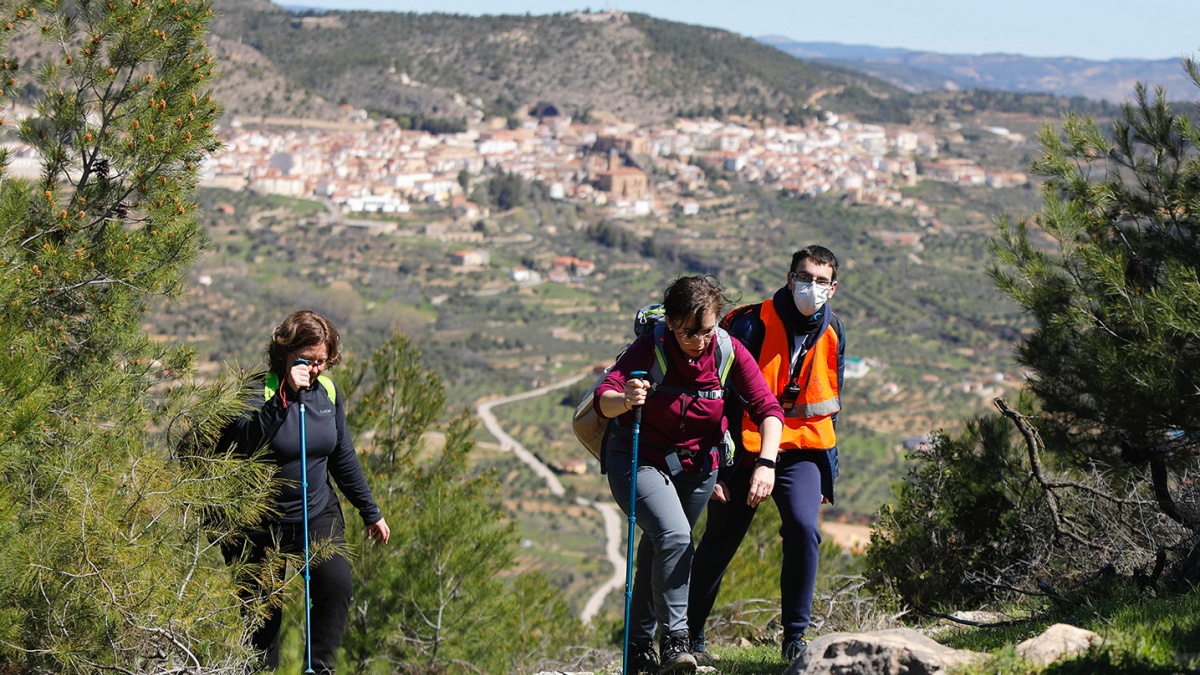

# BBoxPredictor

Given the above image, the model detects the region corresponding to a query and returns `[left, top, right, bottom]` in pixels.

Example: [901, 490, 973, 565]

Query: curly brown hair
[267, 310, 342, 375]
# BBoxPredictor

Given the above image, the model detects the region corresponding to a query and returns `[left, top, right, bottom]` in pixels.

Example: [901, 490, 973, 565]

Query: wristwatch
[754, 457, 777, 469]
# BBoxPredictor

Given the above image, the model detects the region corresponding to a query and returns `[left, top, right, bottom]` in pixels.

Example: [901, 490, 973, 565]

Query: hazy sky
[275, 0, 1199, 62]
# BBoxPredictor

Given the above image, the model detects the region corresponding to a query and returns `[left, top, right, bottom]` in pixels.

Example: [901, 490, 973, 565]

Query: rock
[951, 610, 1010, 624]
[1016, 623, 1102, 667]
[783, 628, 985, 675]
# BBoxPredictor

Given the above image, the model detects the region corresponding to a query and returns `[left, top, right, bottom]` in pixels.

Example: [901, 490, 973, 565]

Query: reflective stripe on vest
[742, 299, 839, 452]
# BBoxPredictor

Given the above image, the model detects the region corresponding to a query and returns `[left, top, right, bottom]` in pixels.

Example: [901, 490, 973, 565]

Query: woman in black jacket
[224, 310, 389, 673]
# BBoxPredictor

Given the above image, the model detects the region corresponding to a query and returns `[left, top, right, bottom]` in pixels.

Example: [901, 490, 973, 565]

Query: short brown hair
[791, 245, 839, 280]
[661, 275, 732, 327]
[267, 310, 342, 375]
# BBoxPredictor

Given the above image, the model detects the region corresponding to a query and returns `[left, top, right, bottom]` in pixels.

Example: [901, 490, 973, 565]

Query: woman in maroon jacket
[595, 276, 784, 674]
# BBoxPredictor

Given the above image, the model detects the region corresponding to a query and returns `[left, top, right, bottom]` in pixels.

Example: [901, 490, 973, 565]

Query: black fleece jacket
[226, 374, 382, 526]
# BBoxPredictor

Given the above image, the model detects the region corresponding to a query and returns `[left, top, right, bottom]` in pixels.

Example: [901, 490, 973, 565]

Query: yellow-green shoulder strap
[263, 372, 337, 405]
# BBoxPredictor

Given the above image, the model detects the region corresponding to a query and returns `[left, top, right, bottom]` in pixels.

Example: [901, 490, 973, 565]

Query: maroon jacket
[595, 329, 783, 474]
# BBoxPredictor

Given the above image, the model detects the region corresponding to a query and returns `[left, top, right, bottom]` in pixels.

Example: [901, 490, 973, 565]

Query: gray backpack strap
[714, 328, 734, 386]
[649, 322, 669, 389]
[651, 325, 734, 400]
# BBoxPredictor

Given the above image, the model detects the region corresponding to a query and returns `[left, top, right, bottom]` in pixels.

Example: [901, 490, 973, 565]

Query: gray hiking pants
[607, 446, 716, 640]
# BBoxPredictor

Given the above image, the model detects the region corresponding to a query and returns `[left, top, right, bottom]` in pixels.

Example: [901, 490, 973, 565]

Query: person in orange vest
[686, 245, 845, 664]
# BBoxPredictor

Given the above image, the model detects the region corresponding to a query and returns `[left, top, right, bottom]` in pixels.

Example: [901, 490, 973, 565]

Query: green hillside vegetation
[206, 1, 904, 125]
[205, 1, 1117, 128]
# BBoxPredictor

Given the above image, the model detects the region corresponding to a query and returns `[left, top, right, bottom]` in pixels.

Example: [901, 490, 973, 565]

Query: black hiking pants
[227, 498, 352, 674]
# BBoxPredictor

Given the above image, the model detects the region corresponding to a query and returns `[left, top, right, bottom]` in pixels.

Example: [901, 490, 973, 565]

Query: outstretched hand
[366, 518, 391, 545]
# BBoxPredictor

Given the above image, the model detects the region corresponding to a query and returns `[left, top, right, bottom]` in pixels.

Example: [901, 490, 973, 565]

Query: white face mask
[792, 281, 830, 316]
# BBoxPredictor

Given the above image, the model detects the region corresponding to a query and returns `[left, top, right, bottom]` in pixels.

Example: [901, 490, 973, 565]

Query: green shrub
[865, 414, 1046, 610]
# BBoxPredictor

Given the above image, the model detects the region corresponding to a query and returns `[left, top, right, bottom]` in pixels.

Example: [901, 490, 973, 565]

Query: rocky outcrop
[535, 623, 1103, 674]
[1015, 623, 1102, 667]
[783, 628, 985, 675]
[782, 623, 1102, 674]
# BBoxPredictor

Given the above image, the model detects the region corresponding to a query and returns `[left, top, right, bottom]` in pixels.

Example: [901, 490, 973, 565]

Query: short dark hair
[661, 275, 732, 327]
[267, 310, 342, 375]
[790, 245, 839, 280]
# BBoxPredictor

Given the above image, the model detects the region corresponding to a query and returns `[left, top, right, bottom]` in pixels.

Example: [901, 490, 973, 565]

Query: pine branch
[993, 397, 1121, 553]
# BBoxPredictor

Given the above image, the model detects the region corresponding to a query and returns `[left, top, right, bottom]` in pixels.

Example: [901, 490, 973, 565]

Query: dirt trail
[476, 371, 625, 624]
[822, 521, 873, 554]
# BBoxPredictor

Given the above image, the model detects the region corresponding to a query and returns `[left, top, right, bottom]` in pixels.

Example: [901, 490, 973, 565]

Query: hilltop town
[0, 89, 1032, 253]
[200, 106, 1028, 227]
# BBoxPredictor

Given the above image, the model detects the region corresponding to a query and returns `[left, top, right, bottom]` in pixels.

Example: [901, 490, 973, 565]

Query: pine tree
[867, 61, 1200, 611]
[986, 62, 1200, 584]
[992, 75, 1200, 458]
[0, 0, 271, 671]
[337, 333, 590, 674]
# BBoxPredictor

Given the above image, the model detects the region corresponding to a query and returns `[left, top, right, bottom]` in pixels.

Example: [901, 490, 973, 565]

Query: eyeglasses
[293, 356, 329, 368]
[672, 325, 717, 342]
[790, 272, 836, 288]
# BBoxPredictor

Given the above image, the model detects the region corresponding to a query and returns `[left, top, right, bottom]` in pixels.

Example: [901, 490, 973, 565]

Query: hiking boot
[690, 634, 721, 666]
[629, 638, 659, 675]
[659, 629, 697, 674]
[782, 633, 809, 661]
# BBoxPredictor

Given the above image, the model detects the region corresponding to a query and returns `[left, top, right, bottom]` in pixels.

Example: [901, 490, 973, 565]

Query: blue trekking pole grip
[295, 359, 316, 674]
[622, 370, 648, 675]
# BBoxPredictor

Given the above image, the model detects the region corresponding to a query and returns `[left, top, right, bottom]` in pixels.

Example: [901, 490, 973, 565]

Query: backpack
[571, 304, 735, 472]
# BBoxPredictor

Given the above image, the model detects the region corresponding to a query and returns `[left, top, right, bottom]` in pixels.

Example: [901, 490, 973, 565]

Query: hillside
[208, 34, 342, 120]
[7, 2, 1200, 670]
[170, 1, 1170, 642]
[208, 1, 911, 125]
[761, 38, 1196, 103]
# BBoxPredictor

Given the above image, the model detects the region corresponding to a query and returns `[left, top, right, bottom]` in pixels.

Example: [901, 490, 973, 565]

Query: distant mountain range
[759, 37, 1196, 103]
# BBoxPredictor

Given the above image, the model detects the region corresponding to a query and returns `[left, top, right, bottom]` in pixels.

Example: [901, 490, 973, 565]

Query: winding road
[476, 372, 626, 624]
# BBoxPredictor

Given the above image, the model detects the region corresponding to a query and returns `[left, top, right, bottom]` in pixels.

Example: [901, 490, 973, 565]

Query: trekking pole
[295, 359, 316, 675]
[622, 370, 648, 675]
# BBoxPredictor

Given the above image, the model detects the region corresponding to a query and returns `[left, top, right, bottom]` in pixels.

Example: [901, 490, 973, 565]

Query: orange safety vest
[742, 299, 840, 453]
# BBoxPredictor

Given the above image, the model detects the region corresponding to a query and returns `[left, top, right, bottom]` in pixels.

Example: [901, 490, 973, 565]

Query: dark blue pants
[687, 453, 823, 641]
[229, 499, 352, 674]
